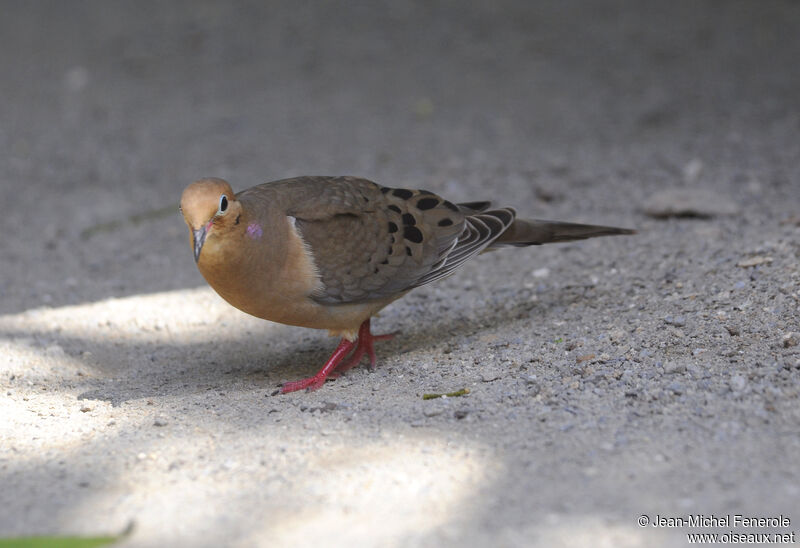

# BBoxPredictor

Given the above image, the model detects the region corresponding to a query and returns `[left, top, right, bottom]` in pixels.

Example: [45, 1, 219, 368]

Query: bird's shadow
[3, 282, 608, 406]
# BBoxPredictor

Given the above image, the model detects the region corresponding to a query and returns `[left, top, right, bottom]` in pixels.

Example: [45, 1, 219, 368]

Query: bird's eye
[218, 195, 229, 214]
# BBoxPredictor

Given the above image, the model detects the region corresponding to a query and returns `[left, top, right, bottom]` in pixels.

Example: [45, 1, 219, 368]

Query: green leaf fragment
[422, 388, 470, 400]
[0, 536, 118, 548]
[0, 521, 133, 548]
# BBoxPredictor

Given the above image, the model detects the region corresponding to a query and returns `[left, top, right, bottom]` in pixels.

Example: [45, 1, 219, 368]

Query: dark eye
[218, 195, 228, 214]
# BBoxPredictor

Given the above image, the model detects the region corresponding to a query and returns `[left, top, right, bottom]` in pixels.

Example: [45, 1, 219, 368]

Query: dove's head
[180, 177, 243, 262]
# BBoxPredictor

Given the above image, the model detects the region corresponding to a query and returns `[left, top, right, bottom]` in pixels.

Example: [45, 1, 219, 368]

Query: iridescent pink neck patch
[246, 223, 263, 239]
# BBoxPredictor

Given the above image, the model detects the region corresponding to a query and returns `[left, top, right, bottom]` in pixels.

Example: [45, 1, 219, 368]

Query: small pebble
[683, 158, 704, 183]
[664, 315, 686, 327]
[621, 369, 635, 382]
[737, 256, 773, 268]
[525, 380, 540, 396]
[781, 332, 799, 348]
[730, 375, 747, 392]
[609, 329, 625, 342]
[664, 362, 686, 375]
[80, 405, 92, 413]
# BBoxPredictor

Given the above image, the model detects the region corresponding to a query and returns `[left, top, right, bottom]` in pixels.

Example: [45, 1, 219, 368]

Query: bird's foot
[279, 374, 326, 393]
[332, 320, 395, 374]
[280, 319, 394, 393]
[280, 338, 355, 393]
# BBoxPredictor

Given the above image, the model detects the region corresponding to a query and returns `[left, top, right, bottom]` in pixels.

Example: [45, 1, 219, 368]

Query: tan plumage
[180, 176, 635, 393]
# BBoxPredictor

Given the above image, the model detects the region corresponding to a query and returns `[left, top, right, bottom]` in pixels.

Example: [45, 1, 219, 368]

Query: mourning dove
[180, 176, 634, 393]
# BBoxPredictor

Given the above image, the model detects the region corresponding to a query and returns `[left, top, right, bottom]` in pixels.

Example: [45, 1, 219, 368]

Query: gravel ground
[1, 2, 799, 547]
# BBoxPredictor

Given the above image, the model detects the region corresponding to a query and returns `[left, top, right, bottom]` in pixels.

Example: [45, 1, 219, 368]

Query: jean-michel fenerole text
[651, 514, 790, 528]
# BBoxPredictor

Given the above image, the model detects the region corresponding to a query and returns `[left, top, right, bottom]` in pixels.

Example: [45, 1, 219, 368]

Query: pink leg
[280, 319, 395, 393]
[332, 318, 394, 373]
[280, 338, 356, 393]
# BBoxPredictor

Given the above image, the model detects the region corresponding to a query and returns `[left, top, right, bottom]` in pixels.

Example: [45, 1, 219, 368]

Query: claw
[280, 375, 327, 393]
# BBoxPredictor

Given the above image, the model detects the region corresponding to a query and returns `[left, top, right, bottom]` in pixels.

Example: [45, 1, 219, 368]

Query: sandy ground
[1, 1, 799, 547]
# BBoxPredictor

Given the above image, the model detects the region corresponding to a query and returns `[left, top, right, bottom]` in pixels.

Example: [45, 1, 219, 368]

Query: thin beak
[192, 225, 208, 263]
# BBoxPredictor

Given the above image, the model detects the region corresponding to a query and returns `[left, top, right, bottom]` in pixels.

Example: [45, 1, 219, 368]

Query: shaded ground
[1, 1, 799, 547]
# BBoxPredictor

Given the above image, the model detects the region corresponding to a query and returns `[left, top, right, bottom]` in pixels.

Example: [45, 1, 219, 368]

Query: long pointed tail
[491, 218, 636, 247]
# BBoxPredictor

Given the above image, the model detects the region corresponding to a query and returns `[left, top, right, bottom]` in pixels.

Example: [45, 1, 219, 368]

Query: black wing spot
[403, 226, 424, 243]
[416, 197, 440, 210]
[438, 218, 454, 227]
[443, 201, 459, 212]
[392, 188, 414, 200]
[388, 222, 398, 233]
[388, 205, 402, 213]
[381, 259, 389, 265]
[380, 187, 391, 194]
[374, 267, 380, 274]
[406, 246, 412, 256]
[387, 246, 393, 255]
[401, 213, 416, 226]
